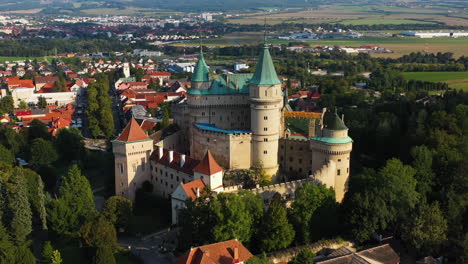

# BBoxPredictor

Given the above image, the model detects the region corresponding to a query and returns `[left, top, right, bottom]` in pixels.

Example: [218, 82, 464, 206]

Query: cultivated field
[226, 4, 468, 26]
[402, 72, 468, 91]
[0, 56, 49, 62]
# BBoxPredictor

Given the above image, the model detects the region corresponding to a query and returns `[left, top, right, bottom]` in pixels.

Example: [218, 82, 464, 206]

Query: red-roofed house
[34, 76, 58, 91]
[175, 239, 253, 264]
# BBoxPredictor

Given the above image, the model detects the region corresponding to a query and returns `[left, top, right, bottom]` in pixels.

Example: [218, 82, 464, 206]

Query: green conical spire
[250, 44, 281, 86]
[192, 48, 210, 83]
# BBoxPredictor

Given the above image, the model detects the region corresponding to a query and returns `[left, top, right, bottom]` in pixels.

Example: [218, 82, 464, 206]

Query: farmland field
[340, 18, 436, 25]
[0, 56, 49, 62]
[402, 72, 468, 91]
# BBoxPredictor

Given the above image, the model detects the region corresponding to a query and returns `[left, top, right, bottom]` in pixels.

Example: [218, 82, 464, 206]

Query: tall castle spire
[249, 44, 281, 86]
[192, 41, 210, 83]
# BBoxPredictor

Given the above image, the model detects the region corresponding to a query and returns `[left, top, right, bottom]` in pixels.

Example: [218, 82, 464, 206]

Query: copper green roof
[311, 136, 353, 144]
[188, 73, 252, 95]
[192, 53, 210, 82]
[323, 110, 348, 130]
[250, 44, 281, 86]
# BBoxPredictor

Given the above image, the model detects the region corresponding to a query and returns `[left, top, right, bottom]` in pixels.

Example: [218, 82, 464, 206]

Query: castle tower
[310, 109, 353, 202]
[123, 62, 130, 78]
[191, 49, 210, 90]
[112, 118, 154, 201]
[249, 44, 283, 180]
[192, 150, 224, 192]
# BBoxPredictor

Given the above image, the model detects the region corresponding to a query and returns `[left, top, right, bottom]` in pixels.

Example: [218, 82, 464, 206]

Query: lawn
[402, 72, 468, 91]
[0, 56, 49, 62]
[340, 18, 436, 25]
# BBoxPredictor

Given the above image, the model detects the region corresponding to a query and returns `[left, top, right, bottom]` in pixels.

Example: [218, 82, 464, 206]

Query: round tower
[249, 44, 283, 180]
[310, 109, 353, 202]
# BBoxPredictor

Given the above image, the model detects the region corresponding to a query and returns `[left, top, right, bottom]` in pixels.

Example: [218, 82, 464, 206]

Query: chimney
[233, 247, 239, 262]
[158, 146, 163, 159]
[180, 154, 186, 167]
[169, 150, 174, 163]
[196, 187, 200, 198]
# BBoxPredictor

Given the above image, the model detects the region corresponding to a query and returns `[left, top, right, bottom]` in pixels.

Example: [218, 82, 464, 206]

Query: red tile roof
[193, 150, 223, 176]
[180, 179, 206, 201]
[116, 118, 150, 142]
[7, 77, 34, 89]
[150, 147, 200, 175]
[34, 76, 58, 84]
[175, 239, 253, 264]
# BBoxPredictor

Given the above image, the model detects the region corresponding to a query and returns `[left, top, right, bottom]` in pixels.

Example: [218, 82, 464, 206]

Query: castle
[112, 43, 353, 223]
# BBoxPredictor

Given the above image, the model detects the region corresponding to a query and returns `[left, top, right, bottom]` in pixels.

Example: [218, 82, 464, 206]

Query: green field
[0, 56, 49, 62]
[340, 18, 437, 25]
[402, 72, 468, 91]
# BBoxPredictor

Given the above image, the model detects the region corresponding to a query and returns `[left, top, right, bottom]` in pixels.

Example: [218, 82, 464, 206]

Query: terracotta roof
[150, 146, 200, 175]
[175, 239, 253, 264]
[193, 150, 223, 176]
[34, 76, 58, 84]
[140, 119, 157, 131]
[180, 179, 206, 201]
[116, 118, 150, 142]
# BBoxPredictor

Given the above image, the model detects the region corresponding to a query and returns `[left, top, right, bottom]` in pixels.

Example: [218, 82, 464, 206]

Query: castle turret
[191, 49, 211, 89]
[193, 150, 224, 192]
[249, 44, 283, 180]
[310, 109, 353, 202]
[112, 118, 154, 200]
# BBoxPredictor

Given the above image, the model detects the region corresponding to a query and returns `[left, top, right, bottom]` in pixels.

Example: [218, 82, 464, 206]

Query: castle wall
[191, 126, 252, 170]
[113, 139, 154, 201]
[150, 160, 193, 198]
[155, 130, 183, 153]
[279, 138, 312, 178]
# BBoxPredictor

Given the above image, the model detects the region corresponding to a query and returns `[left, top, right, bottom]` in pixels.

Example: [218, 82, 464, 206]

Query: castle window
[264, 127, 268, 131]
[160, 179, 163, 183]
[264, 150, 268, 154]
[207, 138, 210, 142]
[299, 159, 302, 164]
[141, 158, 146, 171]
[337, 169, 341, 175]
[281, 145, 284, 149]
[220, 117, 222, 121]
[264, 116, 268, 120]
[265, 90, 267, 96]
[299, 147, 303, 151]
[289, 167, 293, 171]
[120, 164, 123, 174]
[212, 112, 215, 116]
[202, 112, 205, 116]
[299, 168, 302, 173]
[347, 168, 349, 173]
[338, 159, 342, 162]
[289, 157, 293, 162]
[165, 172, 168, 177]
[280, 157, 284, 161]
[177, 176, 179, 182]
[264, 138, 268, 142]
[165, 182, 168, 186]
[290, 146, 293, 150]
[171, 174, 173, 179]
[171, 184, 173, 189]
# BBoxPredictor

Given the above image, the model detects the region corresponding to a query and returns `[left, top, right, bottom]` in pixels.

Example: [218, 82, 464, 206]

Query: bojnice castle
[112, 43, 353, 224]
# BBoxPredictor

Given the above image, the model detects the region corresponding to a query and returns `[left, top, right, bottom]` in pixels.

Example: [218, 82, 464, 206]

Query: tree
[403, 201, 447, 256]
[410, 145, 435, 196]
[92, 247, 116, 264]
[51, 80, 66, 93]
[0, 96, 13, 114]
[289, 183, 335, 244]
[290, 249, 315, 264]
[15, 245, 36, 264]
[28, 119, 51, 141]
[4, 168, 32, 242]
[259, 200, 295, 252]
[55, 127, 85, 162]
[246, 253, 271, 264]
[212, 193, 254, 243]
[0, 223, 16, 264]
[42, 241, 54, 264]
[48, 165, 95, 235]
[30, 138, 57, 169]
[23, 169, 47, 230]
[78, 216, 117, 264]
[160, 105, 170, 129]
[19, 100, 29, 109]
[51, 250, 62, 264]
[37, 96, 47, 109]
[102, 196, 133, 233]
[0, 145, 14, 164]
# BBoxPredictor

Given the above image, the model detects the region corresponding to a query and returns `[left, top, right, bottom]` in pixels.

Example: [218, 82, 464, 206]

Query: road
[118, 236, 175, 264]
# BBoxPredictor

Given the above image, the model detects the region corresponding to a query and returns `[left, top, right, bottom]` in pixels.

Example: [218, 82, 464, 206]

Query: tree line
[86, 73, 115, 139]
